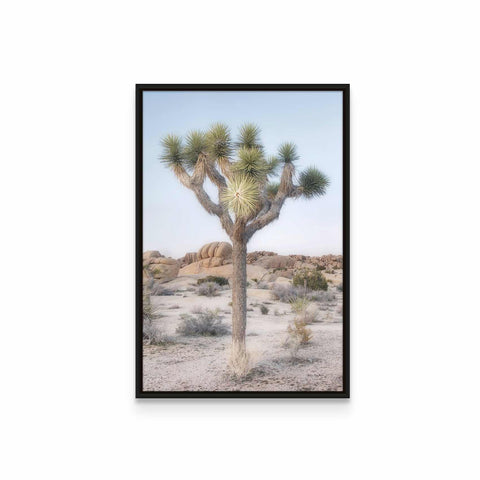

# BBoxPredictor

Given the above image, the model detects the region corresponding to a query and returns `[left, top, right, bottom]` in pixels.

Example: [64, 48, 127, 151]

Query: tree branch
[173, 162, 233, 237]
[205, 161, 227, 189]
[245, 163, 301, 241]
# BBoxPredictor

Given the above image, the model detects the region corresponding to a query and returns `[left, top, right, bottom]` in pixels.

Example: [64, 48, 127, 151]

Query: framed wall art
[136, 84, 350, 398]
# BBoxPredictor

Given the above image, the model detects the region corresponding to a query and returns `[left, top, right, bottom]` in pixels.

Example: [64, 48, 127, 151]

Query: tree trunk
[231, 237, 247, 354]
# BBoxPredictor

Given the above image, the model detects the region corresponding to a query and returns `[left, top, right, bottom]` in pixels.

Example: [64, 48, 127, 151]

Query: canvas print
[137, 85, 349, 397]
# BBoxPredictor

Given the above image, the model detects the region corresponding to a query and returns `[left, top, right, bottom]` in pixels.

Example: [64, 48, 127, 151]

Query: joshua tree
[160, 123, 329, 365]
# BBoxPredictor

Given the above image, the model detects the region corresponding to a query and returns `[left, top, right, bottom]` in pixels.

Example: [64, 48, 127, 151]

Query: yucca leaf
[298, 167, 329, 198]
[233, 147, 269, 181]
[183, 130, 207, 170]
[265, 182, 280, 200]
[265, 155, 280, 176]
[160, 134, 184, 168]
[236, 123, 263, 150]
[220, 175, 260, 218]
[278, 142, 299, 163]
[206, 123, 232, 161]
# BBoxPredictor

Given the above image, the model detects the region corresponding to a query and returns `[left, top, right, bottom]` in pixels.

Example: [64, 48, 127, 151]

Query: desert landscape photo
[141, 90, 345, 393]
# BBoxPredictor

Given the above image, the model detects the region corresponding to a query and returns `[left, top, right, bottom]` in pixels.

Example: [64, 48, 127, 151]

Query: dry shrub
[306, 290, 336, 302]
[287, 319, 312, 344]
[290, 298, 319, 324]
[143, 295, 170, 345]
[150, 283, 175, 296]
[176, 308, 229, 336]
[284, 332, 302, 359]
[290, 297, 310, 315]
[197, 276, 229, 286]
[260, 304, 269, 315]
[271, 284, 333, 303]
[271, 284, 303, 302]
[143, 296, 162, 323]
[197, 282, 220, 297]
[284, 298, 313, 358]
[143, 322, 171, 345]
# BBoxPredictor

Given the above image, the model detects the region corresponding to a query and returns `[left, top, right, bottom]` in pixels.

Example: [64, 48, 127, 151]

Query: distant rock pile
[245, 251, 343, 279]
[248, 251, 342, 269]
[144, 244, 343, 285]
[255, 255, 295, 269]
[246, 251, 276, 263]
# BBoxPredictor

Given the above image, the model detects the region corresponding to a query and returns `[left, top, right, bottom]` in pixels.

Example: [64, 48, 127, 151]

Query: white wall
[1, 1, 479, 479]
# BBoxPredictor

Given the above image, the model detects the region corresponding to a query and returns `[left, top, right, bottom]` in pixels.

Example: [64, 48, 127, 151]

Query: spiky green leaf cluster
[183, 130, 207, 170]
[206, 123, 232, 160]
[265, 182, 280, 200]
[233, 147, 269, 181]
[298, 167, 330, 198]
[160, 134, 184, 168]
[236, 123, 263, 150]
[278, 142, 299, 163]
[221, 175, 260, 218]
[265, 156, 280, 176]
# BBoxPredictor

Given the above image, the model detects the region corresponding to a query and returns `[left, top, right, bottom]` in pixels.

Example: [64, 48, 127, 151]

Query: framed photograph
[136, 84, 349, 398]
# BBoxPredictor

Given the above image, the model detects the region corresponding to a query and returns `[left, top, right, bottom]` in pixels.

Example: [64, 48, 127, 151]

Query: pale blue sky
[143, 91, 343, 258]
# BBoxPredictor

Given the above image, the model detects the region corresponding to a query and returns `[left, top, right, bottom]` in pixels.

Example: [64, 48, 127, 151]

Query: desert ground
[143, 250, 343, 392]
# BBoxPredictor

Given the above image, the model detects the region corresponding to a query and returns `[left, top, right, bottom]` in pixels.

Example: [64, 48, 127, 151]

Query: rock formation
[143, 251, 180, 284]
[181, 241, 233, 270]
[246, 251, 276, 264]
[255, 255, 296, 269]
[181, 252, 198, 267]
[179, 241, 235, 275]
[145, 245, 342, 286]
[197, 241, 232, 262]
[247, 251, 342, 271]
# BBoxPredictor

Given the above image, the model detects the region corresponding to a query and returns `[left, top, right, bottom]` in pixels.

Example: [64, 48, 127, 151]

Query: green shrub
[197, 276, 229, 286]
[292, 268, 328, 291]
[260, 305, 269, 315]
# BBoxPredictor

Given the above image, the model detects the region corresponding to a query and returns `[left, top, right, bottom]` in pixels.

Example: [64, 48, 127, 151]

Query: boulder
[182, 252, 198, 266]
[197, 241, 232, 261]
[143, 250, 163, 267]
[143, 251, 180, 284]
[199, 257, 224, 268]
[256, 255, 295, 269]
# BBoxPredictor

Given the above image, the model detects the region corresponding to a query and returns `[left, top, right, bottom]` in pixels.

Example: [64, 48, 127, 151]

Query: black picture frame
[136, 84, 350, 398]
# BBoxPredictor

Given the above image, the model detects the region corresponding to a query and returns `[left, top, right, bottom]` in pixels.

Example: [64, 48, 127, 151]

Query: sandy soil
[143, 273, 343, 392]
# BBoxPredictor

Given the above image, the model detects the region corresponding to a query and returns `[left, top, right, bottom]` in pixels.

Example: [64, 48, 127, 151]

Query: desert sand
[143, 270, 343, 392]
